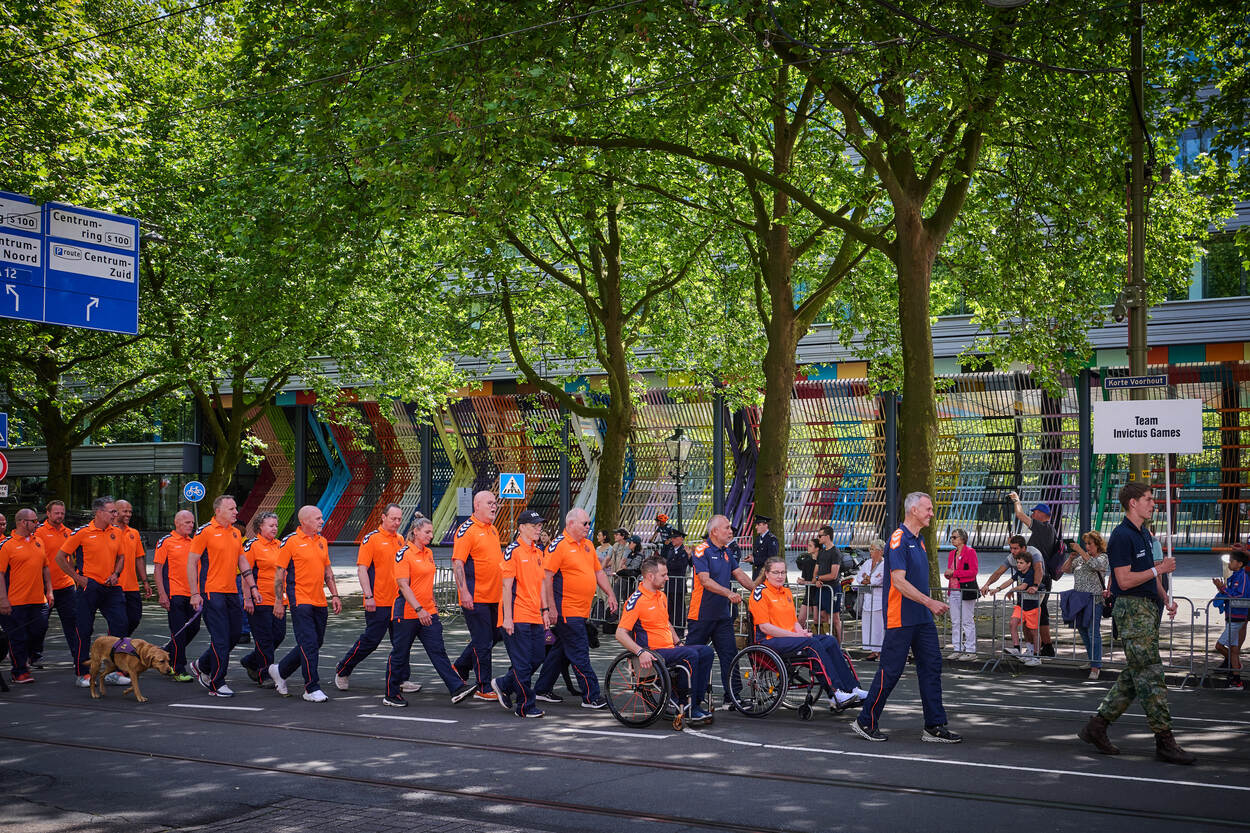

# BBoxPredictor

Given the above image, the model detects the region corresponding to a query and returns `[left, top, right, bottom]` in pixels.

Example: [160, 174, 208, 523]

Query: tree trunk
[196, 397, 247, 522]
[895, 208, 940, 583]
[595, 400, 633, 532]
[754, 308, 797, 548]
[43, 430, 75, 505]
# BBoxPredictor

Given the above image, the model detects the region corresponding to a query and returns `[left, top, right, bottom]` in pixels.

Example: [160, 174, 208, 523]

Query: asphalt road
[2, 607, 1246, 833]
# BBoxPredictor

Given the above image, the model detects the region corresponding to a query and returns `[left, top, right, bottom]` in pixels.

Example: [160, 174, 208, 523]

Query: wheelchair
[727, 640, 846, 721]
[603, 650, 710, 731]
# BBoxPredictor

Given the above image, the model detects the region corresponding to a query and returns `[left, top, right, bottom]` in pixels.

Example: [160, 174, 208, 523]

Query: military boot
[1154, 730, 1196, 765]
[1078, 714, 1120, 755]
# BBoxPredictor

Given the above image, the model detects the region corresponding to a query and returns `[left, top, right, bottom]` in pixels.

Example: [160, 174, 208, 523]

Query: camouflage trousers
[1097, 595, 1171, 733]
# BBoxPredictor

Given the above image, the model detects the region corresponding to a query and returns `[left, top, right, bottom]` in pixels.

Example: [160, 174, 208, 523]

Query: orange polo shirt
[281, 528, 330, 607]
[393, 544, 438, 619]
[0, 534, 48, 605]
[190, 519, 244, 595]
[114, 525, 145, 592]
[748, 583, 798, 640]
[60, 522, 123, 584]
[501, 539, 545, 624]
[357, 526, 405, 608]
[618, 583, 674, 649]
[244, 536, 285, 606]
[154, 531, 194, 597]
[545, 531, 602, 619]
[452, 517, 503, 604]
[35, 521, 74, 591]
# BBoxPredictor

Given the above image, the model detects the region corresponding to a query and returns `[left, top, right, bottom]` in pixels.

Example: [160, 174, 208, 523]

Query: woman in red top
[383, 515, 476, 707]
[943, 529, 979, 660]
[240, 513, 287, 687]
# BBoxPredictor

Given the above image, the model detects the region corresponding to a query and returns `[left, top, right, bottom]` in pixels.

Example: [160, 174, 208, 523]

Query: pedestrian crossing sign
[500, 472, 526, 499]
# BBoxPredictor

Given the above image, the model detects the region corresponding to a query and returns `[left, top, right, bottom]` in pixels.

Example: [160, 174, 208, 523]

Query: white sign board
[1092, 398, 1204, 455]
[456, 487, 473, 516]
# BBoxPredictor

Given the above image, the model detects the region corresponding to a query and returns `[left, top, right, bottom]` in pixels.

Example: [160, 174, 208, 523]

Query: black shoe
[581, 697, 608, 710]
[382, 695, 407, 708]
[450, 682, 476, 704]
[534, 690, 563, 704]
[244, 665, 261, 685]
[1039, 643, 1056, 658]
[922, 725, 963, 743]
[852, 720, 887, 742]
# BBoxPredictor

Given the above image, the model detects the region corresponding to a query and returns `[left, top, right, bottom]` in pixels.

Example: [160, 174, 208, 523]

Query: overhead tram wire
[2, 0, 233, 67]
[0, 45, 850, 224]
[59, 0, 649, 145]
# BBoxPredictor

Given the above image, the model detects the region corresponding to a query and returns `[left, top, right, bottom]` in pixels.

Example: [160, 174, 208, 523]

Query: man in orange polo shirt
[32, 499, 77, 670]
[334, 503, 405, 691]
[270, 505, 341, 702]
[114, 499, 152, 636]
[154, 510, 198, 681]
[384, 514, 476, 707]
[0, 508, 53, 683]
[533, 507, 618, 708]
[451, 490, 505, 698]
[748, 556, 866, 710]
[616, 555, 714, 726]
[56, 496, 127, 686]
[490, 510, 552, 718]
[187, 495, 263, 697]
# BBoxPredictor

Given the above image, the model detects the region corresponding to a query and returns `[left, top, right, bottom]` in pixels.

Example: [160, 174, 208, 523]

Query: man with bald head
[113, 499, 152, 636]
[270, 505, 341, 702]
[188, 495, 263, 697]
[451, 490, 506, 699]
[687, 514, 756, 710]
[155, 510, 199, 681]
[532, 508, 619, 708]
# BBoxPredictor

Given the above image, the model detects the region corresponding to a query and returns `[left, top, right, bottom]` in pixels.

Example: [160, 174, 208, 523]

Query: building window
[1202, 235, 1248, 298]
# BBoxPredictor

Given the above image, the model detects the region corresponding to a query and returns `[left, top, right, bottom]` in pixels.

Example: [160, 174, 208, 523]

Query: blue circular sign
[183, 480, 206, 503]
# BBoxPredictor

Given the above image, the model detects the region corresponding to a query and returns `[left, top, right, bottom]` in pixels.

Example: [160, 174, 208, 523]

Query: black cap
[628, 534, 643, 547]
[754, 515, 772, 525]
[671, 529, 686, 538]
[516, 509, 545, 526]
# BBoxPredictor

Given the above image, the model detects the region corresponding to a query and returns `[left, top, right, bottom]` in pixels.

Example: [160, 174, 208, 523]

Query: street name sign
[1103, 374, 1168, 390]
[0, 191, 140, 334]
[1092, 398, 1204, 455]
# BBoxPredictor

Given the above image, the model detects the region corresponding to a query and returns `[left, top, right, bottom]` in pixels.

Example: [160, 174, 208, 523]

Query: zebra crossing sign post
[500, 472, 526, 500]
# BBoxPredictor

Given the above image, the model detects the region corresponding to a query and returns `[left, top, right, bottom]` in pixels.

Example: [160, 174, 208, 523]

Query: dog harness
[110, 637, 137, 661]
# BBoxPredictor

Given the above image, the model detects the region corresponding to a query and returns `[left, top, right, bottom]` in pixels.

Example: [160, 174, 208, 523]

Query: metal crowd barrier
[1195, 596, 1250, 690]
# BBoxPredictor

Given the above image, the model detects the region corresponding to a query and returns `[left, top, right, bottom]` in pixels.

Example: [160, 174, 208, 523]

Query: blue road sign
[0, 192, 140, 335]
[500, 472, 526, 499]
[0, 412, 7, 449]
[183, 480, 207, 503]
[1103, 373, 1168, 390]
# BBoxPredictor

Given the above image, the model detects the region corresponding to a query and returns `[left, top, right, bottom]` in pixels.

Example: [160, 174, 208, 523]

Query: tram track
[1, 697, 1247, 829]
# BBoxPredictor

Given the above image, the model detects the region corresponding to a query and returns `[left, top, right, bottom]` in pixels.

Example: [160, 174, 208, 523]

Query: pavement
[2, 600, 1248, 833]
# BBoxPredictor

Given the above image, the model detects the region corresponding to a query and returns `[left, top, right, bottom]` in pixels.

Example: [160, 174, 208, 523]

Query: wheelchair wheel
[729, 644, 787, 718]
[605, 651, 671, 728]
[798, 703, 815, 721]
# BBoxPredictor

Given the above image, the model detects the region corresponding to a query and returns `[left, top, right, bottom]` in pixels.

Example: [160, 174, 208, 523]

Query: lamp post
[664, 427, 693, 536]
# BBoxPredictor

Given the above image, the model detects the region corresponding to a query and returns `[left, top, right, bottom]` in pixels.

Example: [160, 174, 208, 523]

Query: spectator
[983, 535, 1046, 653]
[986, 549, 1041, 666]
[594, 529, 611, 563]
[944, 529, 978, 660]
[1062, 531, 1109, 680]
[814, 525, 841, 639]
[619, 535, 645, 577]
[606, 527, 629, 575]
[1008, 492, 1058, 656]
[664, 530, 690, 636]
[855, 539, 885, 660]
[796, 537, 820, 628]
[1214, 546, 1250, 690]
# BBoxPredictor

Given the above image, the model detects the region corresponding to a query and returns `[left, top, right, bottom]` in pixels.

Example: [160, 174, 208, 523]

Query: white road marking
[358, 713, 457, 724]
[684, 730, 1250, 793]
[169, 704, 264, 712]
[957, 699, 1250, 727]
[556, 728, 671, 740]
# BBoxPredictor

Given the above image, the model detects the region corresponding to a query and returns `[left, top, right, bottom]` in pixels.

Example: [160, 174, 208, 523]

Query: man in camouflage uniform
[1079, 481, 1195, 764]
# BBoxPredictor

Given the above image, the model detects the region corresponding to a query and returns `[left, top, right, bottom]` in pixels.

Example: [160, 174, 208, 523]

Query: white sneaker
[268, 663, 289, 696]
[1004, 645, 1022, 656]
[959, 652, 978, 661]
[1023, 656, 1042, 667]
[852, 687, 869, 700]
[1022, 645, 1035, 656]
[833, 690, 859, 708]
[400, 681, 423, 693]
[334, 674, 349, 691]
[76, 675, 91, 688]
[303, 689, 329, 703]
[210, 685, 235, 697]
[945, 651, 960, 660]
[104, 671, 130, 686]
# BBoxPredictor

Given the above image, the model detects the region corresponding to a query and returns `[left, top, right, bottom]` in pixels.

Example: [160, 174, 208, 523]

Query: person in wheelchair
[749, 557, 868, 712]
[615, 555, 715, 726]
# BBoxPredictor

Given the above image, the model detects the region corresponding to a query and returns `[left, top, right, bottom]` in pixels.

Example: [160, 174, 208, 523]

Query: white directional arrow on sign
[86, 296, 99, 321]
[5, 284, 17, 311]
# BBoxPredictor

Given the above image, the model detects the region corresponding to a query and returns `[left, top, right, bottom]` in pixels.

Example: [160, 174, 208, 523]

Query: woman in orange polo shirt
[240, 513, 287, 687]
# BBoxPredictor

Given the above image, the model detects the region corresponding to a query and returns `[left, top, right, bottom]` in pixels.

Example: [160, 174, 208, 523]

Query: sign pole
[1164, 457, 1173, 605]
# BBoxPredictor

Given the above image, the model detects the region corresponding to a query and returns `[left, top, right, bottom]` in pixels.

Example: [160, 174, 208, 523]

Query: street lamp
[664, 427, 693, 536]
